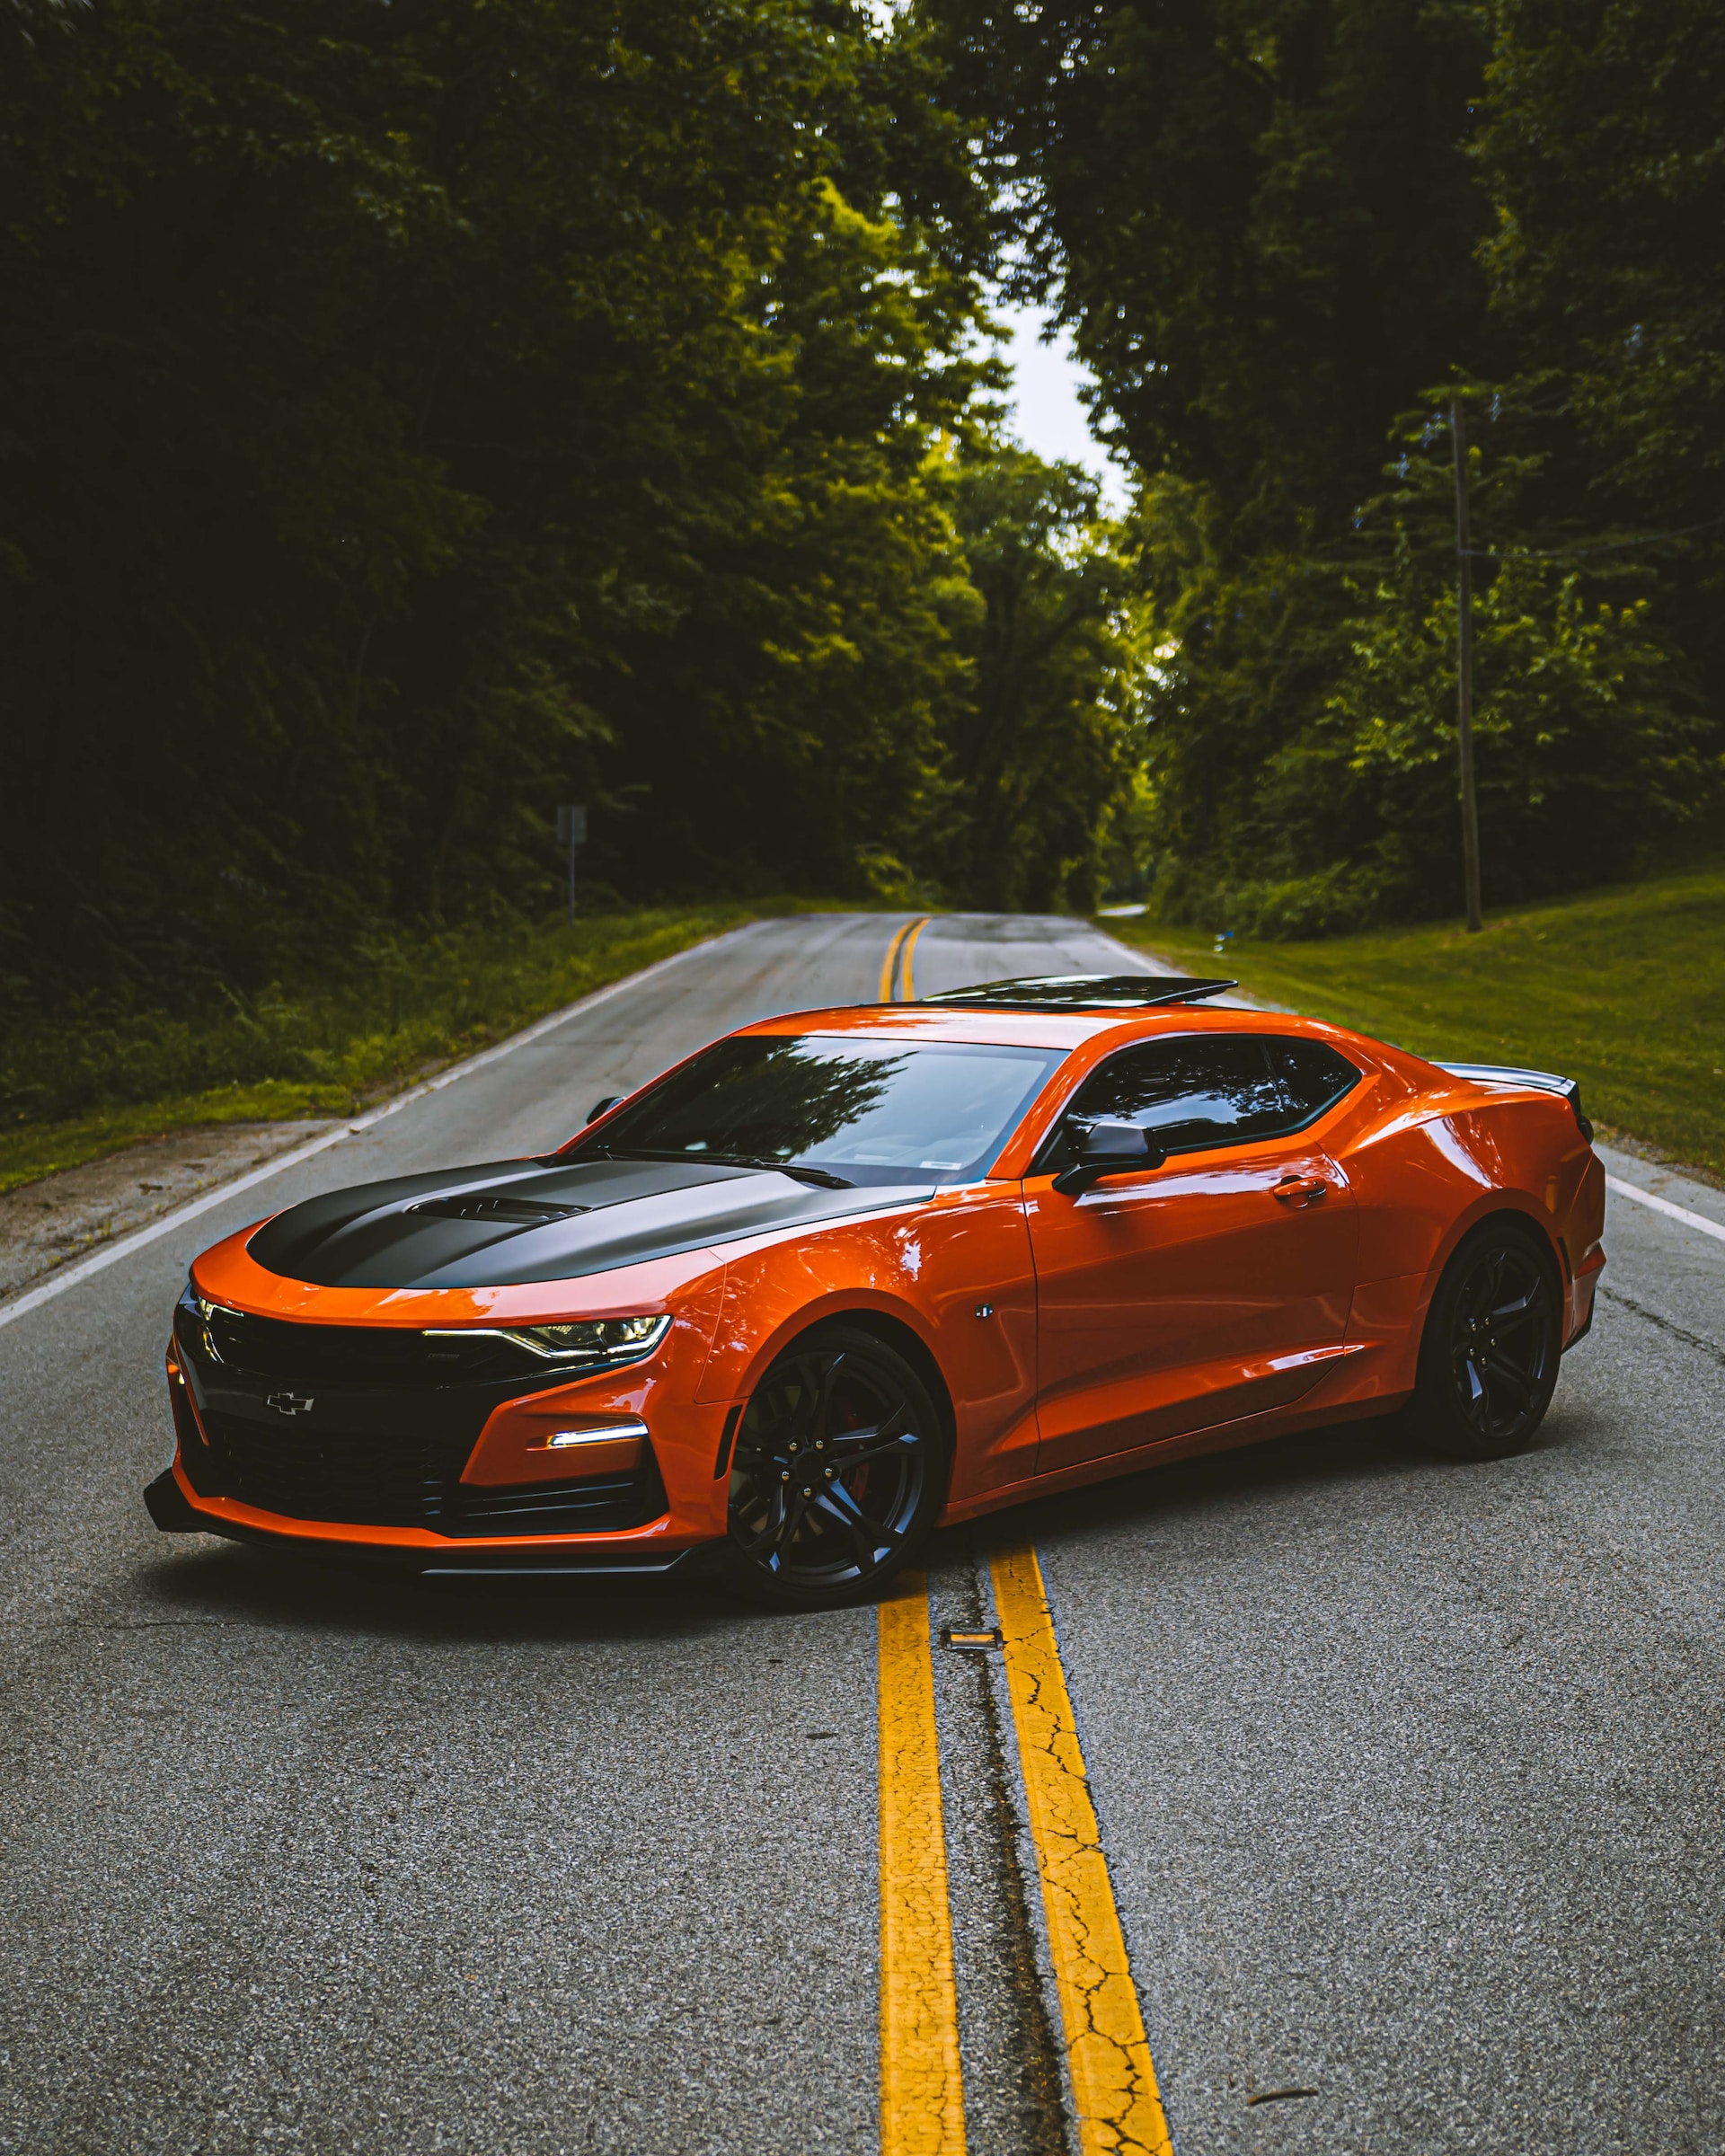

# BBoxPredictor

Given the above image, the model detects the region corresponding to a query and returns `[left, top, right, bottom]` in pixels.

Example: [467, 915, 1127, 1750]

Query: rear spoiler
[1438, 1062, 1594, 1144]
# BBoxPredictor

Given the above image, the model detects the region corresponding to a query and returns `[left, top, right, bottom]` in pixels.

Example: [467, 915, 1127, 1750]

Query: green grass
[1101, 867, 1725, 1180]
[0, 902, 821, 1195]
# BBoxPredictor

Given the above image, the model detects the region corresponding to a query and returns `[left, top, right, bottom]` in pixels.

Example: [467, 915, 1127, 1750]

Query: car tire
[712, 1322, 949, 1611]
[1402, 1216, 1564, 1461]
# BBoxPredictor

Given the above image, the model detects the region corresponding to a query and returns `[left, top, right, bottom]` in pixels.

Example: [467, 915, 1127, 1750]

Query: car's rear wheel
[1404, 1218, 1562, 1460]
[714, 1323, 946, 1610]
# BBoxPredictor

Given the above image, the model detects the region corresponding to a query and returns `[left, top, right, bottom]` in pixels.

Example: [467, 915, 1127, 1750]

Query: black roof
[919, 974, 1238, 1012]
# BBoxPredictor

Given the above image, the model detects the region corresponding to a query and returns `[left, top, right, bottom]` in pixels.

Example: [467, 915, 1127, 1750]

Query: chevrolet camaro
[146, 975, 1606, 1608]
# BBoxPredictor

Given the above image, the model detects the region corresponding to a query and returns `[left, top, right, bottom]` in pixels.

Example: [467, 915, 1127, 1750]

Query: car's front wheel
[714, 1323, 947, 1609]
[1404, 1218, 1563, 1460]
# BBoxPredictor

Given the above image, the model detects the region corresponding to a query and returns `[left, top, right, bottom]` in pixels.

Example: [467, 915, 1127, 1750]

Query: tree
[0, 0, 995, 1015]
[924, 0, 1496, 535]
[943, 447, 1147, 912]
[1480, 0, 1725, 702]
[921, 0, 1721, 932]
[918, 0, 1509, 923]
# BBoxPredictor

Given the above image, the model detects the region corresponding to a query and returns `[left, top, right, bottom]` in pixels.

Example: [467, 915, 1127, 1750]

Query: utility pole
[1450, 397, 1483, 932]
[555, 805, 587, 925]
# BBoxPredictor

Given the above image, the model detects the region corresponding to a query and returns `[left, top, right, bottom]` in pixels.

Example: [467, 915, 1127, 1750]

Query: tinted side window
[1266, 1039, 1361, 1120]
[1063, 1037, 1289, 1158]
[1045, 1033, 1361, 1166]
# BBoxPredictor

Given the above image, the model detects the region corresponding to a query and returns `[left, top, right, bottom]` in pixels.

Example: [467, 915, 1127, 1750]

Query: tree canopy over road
[2, 0, 1720, 1025]
[930, 0, 1724, 932]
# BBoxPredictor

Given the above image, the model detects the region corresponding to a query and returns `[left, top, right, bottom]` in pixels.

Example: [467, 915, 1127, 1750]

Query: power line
[1464, 513, 1725, 563]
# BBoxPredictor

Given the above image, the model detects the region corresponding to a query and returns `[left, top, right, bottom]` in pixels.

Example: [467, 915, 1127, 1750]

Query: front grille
[184, 1410, 467, 1525]
[192, 1307, 532, 1387]
[180, 1409, 665, 1536]
[172, 1298, 668, 1538]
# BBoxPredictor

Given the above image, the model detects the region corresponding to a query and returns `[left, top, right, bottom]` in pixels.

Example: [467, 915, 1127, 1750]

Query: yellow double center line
[879, 1575, 967, 2155]
[879, 1552, 1172, 2156]
[878, 915, 930, 1003]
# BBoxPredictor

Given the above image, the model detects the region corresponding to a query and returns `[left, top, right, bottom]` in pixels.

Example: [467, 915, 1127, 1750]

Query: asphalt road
[2, 910, 1721, 2155]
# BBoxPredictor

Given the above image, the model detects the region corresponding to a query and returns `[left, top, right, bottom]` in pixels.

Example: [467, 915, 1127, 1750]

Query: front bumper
[1564, 1242, 1606, 1348]
[155, 1281, 738, 1573]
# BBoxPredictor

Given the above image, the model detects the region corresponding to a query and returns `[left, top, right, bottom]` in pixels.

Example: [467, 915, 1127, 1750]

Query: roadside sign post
[555, 804, 587, 925]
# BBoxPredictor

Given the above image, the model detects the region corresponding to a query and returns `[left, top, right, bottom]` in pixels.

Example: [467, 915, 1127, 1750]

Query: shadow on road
[929, 1404, 1567, 1572]
[133, 1406, 1581, 1642]
[132, 1539, 745, 1646]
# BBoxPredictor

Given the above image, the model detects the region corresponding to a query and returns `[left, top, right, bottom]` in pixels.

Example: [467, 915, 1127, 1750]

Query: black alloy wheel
[716, 1323, 946, 1608]
[1406, 1220, 1562, 1460]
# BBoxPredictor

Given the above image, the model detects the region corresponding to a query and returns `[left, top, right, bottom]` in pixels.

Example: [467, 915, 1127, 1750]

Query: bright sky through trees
[994, 301, 1124, 506]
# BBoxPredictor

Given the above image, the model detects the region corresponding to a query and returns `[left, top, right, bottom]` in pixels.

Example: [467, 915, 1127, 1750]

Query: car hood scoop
[246, 1155, 933, 1290]
[407, 1193, 590, 1225]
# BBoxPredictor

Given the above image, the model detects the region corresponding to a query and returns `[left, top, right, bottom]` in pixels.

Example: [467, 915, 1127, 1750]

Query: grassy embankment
[1102, 865, 1725, 1180]
[0, 902, 811, 1196]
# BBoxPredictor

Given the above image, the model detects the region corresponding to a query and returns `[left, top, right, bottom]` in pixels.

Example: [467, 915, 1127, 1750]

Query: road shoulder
[0, 1119, 339, 1303]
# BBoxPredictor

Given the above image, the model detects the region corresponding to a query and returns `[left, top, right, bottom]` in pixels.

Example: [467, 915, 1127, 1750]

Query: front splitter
[143, 1470, 712, 1579]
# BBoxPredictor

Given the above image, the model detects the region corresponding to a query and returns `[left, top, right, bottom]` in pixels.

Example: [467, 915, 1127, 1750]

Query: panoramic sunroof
[919, 974, 1237, 1011]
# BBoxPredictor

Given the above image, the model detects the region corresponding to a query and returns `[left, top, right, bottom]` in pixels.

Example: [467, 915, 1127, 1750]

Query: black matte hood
[245, 1155, 934, 1290]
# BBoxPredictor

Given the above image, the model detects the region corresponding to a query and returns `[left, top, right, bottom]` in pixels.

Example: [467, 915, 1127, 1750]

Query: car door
[1027, 1033, 1361, 1474]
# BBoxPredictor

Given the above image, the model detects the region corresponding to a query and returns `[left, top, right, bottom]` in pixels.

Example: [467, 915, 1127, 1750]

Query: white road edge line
[0, 923, 768, 1332]
[1606, 1174, 1725, 1247]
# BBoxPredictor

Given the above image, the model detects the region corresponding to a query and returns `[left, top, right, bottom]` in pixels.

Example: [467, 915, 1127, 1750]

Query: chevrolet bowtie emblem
[267, 1392, 315, 1417]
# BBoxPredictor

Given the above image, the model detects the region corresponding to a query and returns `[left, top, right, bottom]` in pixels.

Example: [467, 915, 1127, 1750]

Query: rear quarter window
[1266, 1038, 1362, 1122]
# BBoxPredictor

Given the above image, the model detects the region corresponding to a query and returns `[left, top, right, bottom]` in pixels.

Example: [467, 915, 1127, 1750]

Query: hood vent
[407, 1195, 590, 1226]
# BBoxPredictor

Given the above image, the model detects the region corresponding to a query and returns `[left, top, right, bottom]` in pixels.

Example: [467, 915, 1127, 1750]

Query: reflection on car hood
[245, 1155, 935, 1290]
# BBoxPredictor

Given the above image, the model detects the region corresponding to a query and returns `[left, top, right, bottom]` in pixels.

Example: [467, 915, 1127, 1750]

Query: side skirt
[938, 1385, 1409, 1527]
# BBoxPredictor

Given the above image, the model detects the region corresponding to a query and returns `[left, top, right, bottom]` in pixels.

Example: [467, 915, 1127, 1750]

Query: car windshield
[572, 1035, 1064, 1187]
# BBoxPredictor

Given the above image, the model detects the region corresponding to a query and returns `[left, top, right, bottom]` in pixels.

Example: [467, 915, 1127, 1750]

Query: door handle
[1272, 1173, 1328, 1205]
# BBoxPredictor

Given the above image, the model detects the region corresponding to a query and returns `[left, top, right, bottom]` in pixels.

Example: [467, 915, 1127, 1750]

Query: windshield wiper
[592, 1147, 853, 1189]
[712, 1153, 854, 1188]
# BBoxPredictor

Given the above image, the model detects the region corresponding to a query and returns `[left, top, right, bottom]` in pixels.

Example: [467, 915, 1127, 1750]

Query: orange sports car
[146, 976, 1606, 1608]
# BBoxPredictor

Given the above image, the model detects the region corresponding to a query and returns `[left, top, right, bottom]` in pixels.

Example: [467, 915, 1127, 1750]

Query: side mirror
[586, 1095, 623, 1125]
[1051, 1118, 1166, 1197]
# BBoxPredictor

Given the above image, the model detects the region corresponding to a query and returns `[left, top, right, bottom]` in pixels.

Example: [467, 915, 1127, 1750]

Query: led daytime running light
[422, 1314, 672, 1365]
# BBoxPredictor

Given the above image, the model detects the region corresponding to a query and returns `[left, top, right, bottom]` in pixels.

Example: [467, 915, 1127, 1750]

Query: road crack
[991, 1545, 1174, 2156]
[943, 1541, 1071, 2156]
[1597, 1283, 1725, 1369]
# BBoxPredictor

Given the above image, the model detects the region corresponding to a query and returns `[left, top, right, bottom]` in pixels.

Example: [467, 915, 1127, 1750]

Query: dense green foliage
[0, 0, 1144, 1048]
[928, 0, 1725, 933]
[1482, 0, 1725, 711]
[8, 0, 1724, 1137]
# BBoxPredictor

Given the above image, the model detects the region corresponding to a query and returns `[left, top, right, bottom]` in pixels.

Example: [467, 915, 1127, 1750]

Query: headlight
[494, 1313, 672, 1365]
[178, 1280, 233, 1324]
[177, 1280, 240, 1362]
